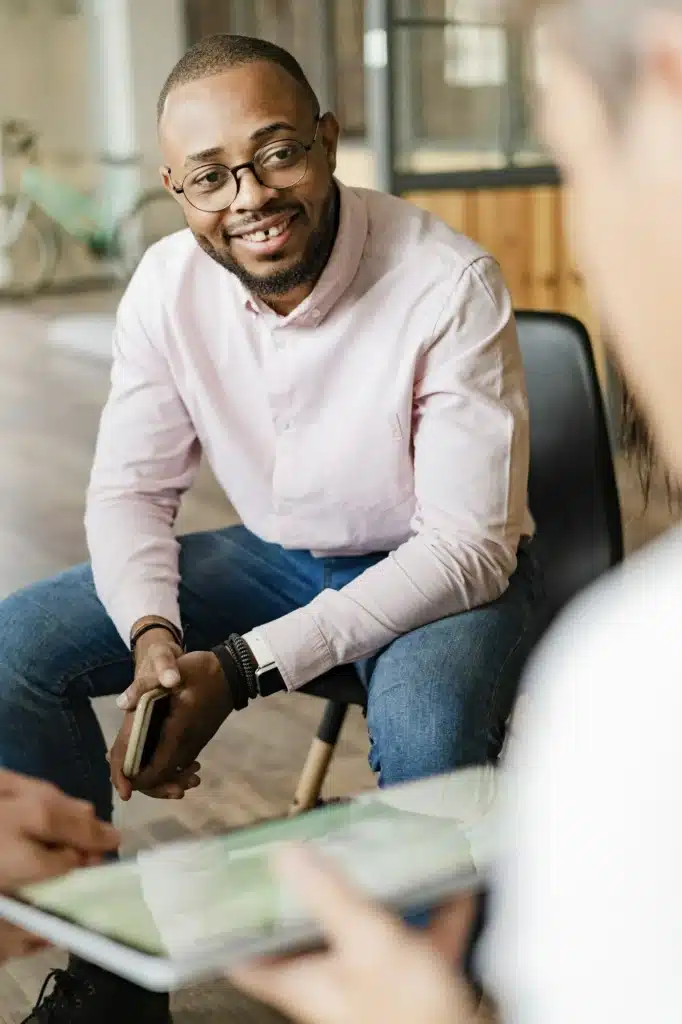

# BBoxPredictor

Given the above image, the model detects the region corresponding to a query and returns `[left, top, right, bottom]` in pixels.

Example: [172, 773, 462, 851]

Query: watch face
[257, 665, 286, 697]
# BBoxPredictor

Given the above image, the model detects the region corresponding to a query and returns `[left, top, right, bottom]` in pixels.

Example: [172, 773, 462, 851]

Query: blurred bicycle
[0, 119, 185, 298]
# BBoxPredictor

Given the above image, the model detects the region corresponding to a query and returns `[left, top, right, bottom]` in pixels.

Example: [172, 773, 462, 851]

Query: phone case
[123, 688, 169, 779]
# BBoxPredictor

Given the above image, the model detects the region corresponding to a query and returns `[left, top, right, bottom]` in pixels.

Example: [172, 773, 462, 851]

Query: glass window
[332, 0, 365, 136]
[393, 0, 545, 175]
[184, 1, 366, 137]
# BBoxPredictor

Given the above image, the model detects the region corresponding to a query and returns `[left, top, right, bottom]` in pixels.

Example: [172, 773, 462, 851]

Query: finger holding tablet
[0, 770, 119, 964]
[0, 770, 119, 891]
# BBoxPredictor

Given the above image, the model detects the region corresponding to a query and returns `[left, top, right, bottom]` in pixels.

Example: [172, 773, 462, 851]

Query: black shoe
[23, 956, 171, 1022]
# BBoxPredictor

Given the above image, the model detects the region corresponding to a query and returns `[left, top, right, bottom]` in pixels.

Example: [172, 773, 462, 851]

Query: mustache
[223, 204, 304, 238]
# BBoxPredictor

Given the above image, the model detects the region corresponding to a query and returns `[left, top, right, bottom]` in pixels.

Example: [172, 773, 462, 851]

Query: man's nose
[231, 166, 278, 212]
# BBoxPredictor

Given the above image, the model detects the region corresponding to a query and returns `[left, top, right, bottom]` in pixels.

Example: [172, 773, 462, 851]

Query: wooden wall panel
[404, 186, 605, 382]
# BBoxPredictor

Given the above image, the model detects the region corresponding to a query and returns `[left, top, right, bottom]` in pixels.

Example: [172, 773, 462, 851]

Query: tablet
[0, 766, 498, 992]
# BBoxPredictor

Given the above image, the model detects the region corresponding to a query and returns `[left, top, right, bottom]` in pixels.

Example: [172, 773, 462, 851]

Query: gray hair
[518, 1, 682, 118]
[517, 0, 681, 496]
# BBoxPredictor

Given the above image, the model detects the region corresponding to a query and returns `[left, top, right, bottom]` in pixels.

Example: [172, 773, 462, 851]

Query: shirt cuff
[256, 609, 335, 690]
[242, 629, 277, 670]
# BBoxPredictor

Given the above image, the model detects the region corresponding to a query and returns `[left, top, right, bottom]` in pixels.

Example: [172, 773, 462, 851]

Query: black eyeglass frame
[166, 116, 322, 213]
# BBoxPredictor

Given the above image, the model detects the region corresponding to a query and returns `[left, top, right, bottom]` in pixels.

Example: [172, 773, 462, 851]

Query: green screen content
[19, 770, 496, 957]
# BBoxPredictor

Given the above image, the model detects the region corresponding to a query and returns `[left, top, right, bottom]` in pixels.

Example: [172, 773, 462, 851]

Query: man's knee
[0, 564, 124, 699]
[365, 602, 539, 785]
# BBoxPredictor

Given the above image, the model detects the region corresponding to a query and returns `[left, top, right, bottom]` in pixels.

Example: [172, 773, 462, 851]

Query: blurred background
[0, 0, 551, 301]
[0, 3, 675, 1020]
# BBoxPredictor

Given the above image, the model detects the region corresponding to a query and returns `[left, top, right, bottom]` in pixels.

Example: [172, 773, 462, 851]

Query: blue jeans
[0, 526, 543, 822]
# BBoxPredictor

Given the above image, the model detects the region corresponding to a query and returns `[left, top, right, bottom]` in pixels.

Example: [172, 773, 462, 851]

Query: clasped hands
[108, 627, 238, 801]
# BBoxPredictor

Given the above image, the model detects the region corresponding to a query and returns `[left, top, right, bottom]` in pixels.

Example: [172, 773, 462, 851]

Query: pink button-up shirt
[86, 182, 532, 689]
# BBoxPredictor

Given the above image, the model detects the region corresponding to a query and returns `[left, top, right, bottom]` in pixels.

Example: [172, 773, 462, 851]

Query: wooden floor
[0, 293, 677, 1023]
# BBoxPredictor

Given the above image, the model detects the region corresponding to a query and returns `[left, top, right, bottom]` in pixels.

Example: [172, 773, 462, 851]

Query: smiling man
[0, 35, 542, 1022]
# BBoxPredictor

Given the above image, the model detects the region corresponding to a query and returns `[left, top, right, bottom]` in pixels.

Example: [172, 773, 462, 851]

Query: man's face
[159, 62, 340, 302]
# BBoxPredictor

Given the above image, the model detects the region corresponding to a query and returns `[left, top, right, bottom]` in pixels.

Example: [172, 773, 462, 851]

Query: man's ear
[159, 165, 178, 199]
[639, 10, 682, 98]
[319, 113, 341, 175]
[627, 10, 682, 170]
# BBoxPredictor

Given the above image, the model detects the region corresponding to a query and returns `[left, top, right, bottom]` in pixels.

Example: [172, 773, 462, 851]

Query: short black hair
[157, 33, 320, 124]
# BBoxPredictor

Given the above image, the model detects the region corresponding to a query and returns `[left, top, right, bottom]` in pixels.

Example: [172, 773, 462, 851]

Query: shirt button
[311, 308, 321, 320]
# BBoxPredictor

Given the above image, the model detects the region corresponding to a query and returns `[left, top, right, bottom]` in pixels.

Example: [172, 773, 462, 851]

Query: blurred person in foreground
[0, 30, 543, 1024]
[224, 1, 682, 1022]
[0, 771, 117, 962]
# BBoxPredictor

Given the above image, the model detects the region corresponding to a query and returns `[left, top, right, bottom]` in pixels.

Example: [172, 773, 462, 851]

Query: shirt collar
[237, 181, 368, 327]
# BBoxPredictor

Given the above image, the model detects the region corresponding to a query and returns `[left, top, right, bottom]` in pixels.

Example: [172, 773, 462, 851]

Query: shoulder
[118, 229, 242, 326]
[509, 525, 682, 776]
[485, 528, 682, 1015]
[532, 526, 682, 693]
[356, 185, 499, 282]
[126, 228, 208, 294]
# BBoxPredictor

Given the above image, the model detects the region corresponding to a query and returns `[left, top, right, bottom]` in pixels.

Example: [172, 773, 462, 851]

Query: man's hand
[109, 650, 235, 802]
[0, 770, 119, 964]
[106, 619, 187, 801]
[123, 619, 184, 702]
[229, 844, 479, 1024]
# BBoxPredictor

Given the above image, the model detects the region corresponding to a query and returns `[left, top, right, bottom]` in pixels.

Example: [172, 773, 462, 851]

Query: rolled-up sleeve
[258, 256, 531, 689]
[84, 260, 200, 643]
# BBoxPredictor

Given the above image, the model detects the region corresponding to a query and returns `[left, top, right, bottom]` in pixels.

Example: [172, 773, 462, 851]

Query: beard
[193, 183, 339, 299]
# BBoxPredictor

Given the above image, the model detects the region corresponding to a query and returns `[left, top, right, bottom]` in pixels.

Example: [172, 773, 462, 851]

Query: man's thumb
[117, 677, 154, 711]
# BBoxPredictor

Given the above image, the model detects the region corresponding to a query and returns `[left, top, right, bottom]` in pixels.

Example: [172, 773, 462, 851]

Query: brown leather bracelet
[130, 620, 183, 656]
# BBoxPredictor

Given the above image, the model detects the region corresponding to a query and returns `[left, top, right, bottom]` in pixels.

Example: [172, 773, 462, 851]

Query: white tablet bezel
[0, 865, 485, 991]
[0, 766, 498, 991]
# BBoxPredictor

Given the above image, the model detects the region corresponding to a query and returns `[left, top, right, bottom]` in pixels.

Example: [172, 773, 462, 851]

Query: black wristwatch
[211, 633, 286, 710]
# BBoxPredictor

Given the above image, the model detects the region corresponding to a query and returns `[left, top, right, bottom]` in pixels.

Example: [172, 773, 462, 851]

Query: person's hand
[107, 621, 191, 801]
[125, 621, 184, 695]
[0, 770, 119, 890]
[229, 845, 480, 1024]
[0, 770, 120, 964]
[109, 649, 234, 802]
[0, 919, 49, 961]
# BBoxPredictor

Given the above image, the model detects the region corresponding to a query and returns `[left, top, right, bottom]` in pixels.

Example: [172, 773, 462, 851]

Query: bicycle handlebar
[1, 119, 38, 157]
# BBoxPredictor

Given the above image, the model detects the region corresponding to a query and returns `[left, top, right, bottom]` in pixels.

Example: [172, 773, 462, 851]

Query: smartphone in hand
[123, 688, 171, 779]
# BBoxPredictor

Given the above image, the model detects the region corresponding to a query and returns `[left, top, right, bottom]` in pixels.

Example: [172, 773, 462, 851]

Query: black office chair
[517, 311, 623, 622]
[289, 311, 623, 814]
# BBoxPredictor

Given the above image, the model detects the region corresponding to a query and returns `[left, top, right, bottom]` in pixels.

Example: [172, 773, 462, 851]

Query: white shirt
[86, 182, 532, 688]
[486, 525, 682, 1022]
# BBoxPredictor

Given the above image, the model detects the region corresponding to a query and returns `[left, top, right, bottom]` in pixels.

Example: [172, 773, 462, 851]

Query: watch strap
[242, 630, 286, 697]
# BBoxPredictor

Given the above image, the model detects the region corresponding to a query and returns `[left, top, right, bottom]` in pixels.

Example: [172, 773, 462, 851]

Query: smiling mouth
[228, 211, 301, 258]
[240, 214, 297, 243]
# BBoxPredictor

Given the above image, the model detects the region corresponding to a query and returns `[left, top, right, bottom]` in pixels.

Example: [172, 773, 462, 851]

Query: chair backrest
[516, 311, 623, 623]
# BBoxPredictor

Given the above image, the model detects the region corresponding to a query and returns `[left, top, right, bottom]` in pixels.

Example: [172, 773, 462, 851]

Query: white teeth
[242, 219, 290, 243]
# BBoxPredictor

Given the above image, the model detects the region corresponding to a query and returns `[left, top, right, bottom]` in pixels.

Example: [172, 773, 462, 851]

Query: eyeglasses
[168, 118, 320, 213]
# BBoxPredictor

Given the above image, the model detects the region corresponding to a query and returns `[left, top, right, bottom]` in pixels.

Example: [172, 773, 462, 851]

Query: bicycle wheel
[0, 195, 59, 298]
[114, 188, 186, 279]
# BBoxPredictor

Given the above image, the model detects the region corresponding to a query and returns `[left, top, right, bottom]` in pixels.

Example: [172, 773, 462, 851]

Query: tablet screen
[18, 768, 498, 958]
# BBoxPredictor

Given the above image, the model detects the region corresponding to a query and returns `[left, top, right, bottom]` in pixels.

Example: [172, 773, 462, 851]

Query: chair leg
[289, 701, 349, 816]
